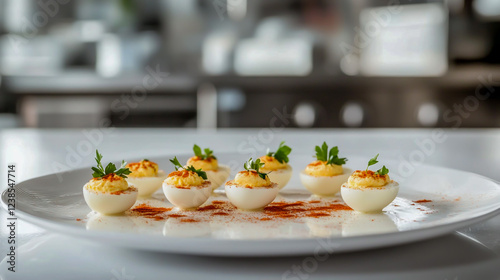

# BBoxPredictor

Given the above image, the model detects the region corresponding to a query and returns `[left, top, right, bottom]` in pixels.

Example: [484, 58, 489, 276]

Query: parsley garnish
[376, 166, 389, 176]
[169, 156, 208, 180]
[193, 144, 216, 160]
[243, 158, 269, 180]
[314, 142, 347, 166]
[266, 141, 292, 163]
[366, 154, 389, 175]
[91, 150, 131, 179]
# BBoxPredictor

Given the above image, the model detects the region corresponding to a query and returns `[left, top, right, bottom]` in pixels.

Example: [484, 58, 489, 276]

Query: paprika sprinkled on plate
[130, 203, 171, 220]
[413, 199, 432, 203]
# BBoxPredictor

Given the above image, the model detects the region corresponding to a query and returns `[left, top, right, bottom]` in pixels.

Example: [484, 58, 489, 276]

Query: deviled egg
[125, 159, 167, 197]
[300, 142, 350, 196]
[83, 150, 137, 215]
[259, 141, 293, 189]
[186, 145, 230, 192]
[162, 157, 212, 210]
[225, 158, 279, 211]
[341, 154, 399, 213]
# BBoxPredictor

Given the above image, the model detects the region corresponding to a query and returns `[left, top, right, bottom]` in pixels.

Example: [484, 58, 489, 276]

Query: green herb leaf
[375, 165, 389, 176]
[170, 156, 183, 171]
[365, 154, 389, 175]
[330, 156, 347, 166]
[314, 142, 347, 166]
[267, 141, 292, 163]
[91, 150, 131, 179]
[169, 156, 207, 180]
[204, 148, 216, 160]
[104, 162, 116, 175]
[193, 145, 202, 157]
[115, 160, 132, 178]
[315, 145, 325, 161]
[184, 165, 208, 180]
[366, 154, 379, 171]
[91, 167, 104, 178]
[321, 142, 328, 160]
[143, 159, 150, 161]
[329, 146, 339, 159]
[243, 158, 269, 180]
[192, 144, 217, 160]
[95, 150, 104, 171]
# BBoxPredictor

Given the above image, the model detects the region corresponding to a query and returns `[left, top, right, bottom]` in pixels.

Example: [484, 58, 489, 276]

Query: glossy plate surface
[2, 155, 500, 256]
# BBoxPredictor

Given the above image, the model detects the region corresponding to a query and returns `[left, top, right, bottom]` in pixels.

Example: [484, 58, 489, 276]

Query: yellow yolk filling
[259, 155, 288, 172]
[126, 160, 159, 177]
[187, 156, 218, 171]
[165, 170, 205, 186]
[85, 174, 129, 193]
[305, 161, 343, 176]
[234, 171, 271, 187]
[347, 170, 390, 189]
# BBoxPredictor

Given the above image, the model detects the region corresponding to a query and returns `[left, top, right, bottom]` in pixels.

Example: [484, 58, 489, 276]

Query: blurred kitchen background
[0, 0, 499, 129]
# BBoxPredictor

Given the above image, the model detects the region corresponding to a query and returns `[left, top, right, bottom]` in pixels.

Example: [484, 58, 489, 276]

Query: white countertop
[1, 128, 500, 279]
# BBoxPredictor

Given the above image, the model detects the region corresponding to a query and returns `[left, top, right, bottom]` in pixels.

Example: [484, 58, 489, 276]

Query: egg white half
[224, 183, 279, 211]
[126, 170, 167, 197]
[299, 168, 352, 196]
[162, 181, 212, 210]
[83, 184, 138, 215]
[206, 165, 231, 191]
[266, 166, 293, 189]
[340, 182, 399, 213]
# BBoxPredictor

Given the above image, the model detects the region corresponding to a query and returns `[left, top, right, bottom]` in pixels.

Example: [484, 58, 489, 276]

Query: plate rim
[3, 161, 500, 256]
[3, 199, 500, 256]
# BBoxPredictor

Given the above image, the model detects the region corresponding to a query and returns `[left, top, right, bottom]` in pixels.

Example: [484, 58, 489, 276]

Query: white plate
[2, 154, 500, 256]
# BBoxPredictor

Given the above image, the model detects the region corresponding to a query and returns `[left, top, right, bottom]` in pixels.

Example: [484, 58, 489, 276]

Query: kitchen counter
[0, 128, 499, 279]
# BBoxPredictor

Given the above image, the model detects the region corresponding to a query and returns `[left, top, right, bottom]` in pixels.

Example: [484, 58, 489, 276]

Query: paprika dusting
[130, 203, 172, 220]
[413, 199, 432, 203]
[263, 201, 352, 219]
[128, 199, 354, 223]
